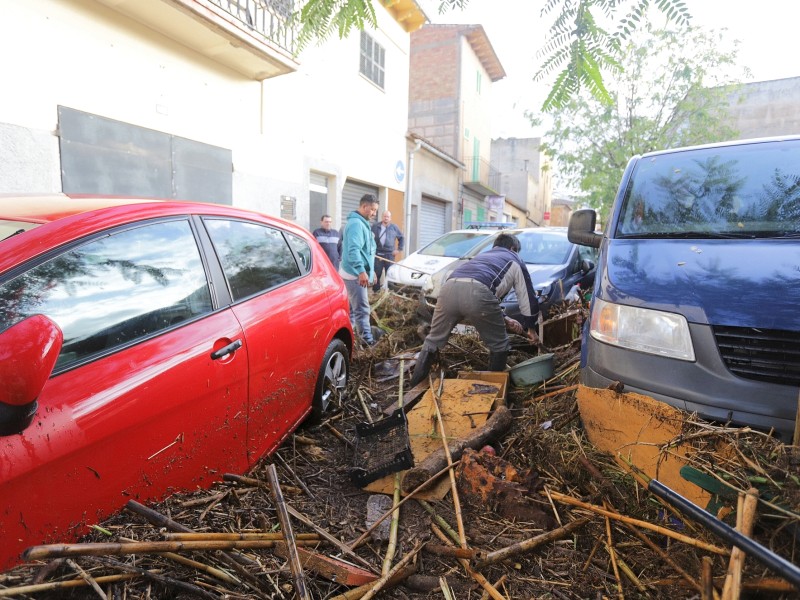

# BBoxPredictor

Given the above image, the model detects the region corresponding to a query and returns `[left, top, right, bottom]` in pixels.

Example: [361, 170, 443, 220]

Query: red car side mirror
[0, 314, 63, 436]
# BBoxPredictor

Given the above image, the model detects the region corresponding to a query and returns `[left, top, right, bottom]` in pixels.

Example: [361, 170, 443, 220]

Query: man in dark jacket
[371, 210, 404, 292]
[409, 233, 540, 387]
[312, 214, 342, 270]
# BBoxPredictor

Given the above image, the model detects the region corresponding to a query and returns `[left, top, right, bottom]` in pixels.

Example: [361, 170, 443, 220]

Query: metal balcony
[94, 0, 299, 79]
[462, 156, 501, 196]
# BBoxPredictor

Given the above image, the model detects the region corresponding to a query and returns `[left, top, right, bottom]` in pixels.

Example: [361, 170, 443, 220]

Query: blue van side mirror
[568, 209, 601, 249]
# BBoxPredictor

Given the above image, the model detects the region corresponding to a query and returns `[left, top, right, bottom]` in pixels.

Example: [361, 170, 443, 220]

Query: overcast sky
[418, 0, 800, 139]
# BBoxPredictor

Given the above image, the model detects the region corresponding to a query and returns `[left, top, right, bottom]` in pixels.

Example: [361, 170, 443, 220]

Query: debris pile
[1, 292, 798, 599]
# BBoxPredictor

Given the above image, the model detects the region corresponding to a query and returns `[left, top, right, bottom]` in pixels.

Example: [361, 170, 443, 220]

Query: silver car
[418, 227, 597, 321]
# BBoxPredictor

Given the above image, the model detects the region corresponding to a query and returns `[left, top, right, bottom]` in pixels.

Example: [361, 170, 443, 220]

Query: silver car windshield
[469, 230, 572, 265]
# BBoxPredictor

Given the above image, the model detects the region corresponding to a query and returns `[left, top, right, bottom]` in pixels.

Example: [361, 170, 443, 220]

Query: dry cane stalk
[473, 518, 588, 569]
[347, 461, 460, 550]
[23, 539, 321, 559]
[360, 541, 424, 600]
[329, 564, 416, 600]
[124, 499, 266, 595]
[480, 574, 507, 600]
[603, 511, 625, 600]
[547, 490, 729, 555]
[285, 503, 378, 573]
[164, 532, 320, 541]
[66, 559, 105, 600]
[430, 524, 506, 600]
[118, 535, 240, 585]
[652, 577, 797, 593]
[702, 556, 715, 600]
[382, 360, 405, 576]
[721, 487, 759, 600]
[266, 463, 312, 600]
[0, 573, 141, 597]
[430, 382, 467, 548]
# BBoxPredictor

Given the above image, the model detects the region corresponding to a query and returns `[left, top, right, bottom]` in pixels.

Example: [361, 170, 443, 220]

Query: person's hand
[504, 316, 525, 336]
[358, 272, 370, 287]
[526, 328, 540, 344]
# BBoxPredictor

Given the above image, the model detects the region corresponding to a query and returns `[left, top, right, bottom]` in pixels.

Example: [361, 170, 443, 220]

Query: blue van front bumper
[581, 321, 797, 441]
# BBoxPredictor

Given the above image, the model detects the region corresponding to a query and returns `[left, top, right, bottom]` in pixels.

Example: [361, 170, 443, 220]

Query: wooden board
[576, 385, 711, 507]
[364, 376, 504, 500]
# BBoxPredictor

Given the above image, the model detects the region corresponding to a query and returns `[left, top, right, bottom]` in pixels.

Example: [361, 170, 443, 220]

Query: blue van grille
[714, 326, 800, 386]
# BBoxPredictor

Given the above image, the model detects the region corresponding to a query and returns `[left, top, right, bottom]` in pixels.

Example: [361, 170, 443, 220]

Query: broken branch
[266, 463, 312, 600]
[473, 518, 588, 569]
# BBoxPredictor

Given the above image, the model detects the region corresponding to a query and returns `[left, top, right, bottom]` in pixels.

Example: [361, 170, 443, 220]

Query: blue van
[568, 137, 800, 440]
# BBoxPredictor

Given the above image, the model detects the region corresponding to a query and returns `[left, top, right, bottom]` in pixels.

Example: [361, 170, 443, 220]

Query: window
[204, 219, 302, 301]
[0, 220, 213, 371]
[476, 71, 482, 94]
[285, 233, 313, 274]
[360, 31, 385, 89]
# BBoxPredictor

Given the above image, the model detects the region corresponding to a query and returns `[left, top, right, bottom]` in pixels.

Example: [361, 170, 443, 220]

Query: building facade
[492, 137, 553, 227]
[407, 23, 505, 242]
[0, 0, 426, 234]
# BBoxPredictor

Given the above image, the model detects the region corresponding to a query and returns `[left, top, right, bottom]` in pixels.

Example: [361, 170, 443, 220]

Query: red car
[0, 195, 353, 571]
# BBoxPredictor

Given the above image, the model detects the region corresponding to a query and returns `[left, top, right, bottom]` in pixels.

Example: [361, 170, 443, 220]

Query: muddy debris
[1, 291, 798, 599]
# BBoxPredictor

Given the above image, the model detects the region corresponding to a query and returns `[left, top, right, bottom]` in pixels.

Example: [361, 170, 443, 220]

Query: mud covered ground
[1, 293, 798, 599]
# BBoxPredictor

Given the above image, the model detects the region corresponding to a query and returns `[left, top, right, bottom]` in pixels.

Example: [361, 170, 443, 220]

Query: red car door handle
[210, 339, 242, 360]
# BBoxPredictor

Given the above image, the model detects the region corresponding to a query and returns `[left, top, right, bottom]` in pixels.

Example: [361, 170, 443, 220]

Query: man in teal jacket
[340, 194, 379, 345]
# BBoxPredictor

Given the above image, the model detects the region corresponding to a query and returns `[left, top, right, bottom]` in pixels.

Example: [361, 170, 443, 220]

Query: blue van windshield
[617, 139, 800, 238]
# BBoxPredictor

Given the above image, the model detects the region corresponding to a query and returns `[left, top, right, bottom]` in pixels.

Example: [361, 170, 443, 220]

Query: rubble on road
[1, 291, 798, 599]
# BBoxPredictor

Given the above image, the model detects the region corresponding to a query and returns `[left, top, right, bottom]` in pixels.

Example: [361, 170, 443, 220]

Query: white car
[386, 228, 498, 292]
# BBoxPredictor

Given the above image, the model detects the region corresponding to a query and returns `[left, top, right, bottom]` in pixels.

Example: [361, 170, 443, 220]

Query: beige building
[407, 23, 506, 242]
[724, 77, 800, 140]
[491, 137, 553, 227]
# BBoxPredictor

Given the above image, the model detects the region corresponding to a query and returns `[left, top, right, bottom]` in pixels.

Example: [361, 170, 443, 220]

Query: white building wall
[261, 8, 411, 227]
[0, 0, 412, 231]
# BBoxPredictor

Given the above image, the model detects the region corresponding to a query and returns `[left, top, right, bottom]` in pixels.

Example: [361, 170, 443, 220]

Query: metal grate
[349, 409, 414, 486]
[209, 0, 297, 52]
[713, 325, 800, 386]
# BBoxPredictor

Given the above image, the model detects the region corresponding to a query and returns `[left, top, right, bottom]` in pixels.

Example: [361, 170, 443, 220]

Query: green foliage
[542, 24, 745, 220]
[290, 1, 691, 111]
[293, 0, 378, 51]
[536, 0, 691, 111]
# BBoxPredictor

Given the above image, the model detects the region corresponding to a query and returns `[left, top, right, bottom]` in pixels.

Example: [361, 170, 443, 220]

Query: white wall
[0, 0, 412, 231]
[261, 9, 411, 228]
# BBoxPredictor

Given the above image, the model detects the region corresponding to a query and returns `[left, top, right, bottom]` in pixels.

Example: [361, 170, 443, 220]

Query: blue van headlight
[589, 298, 695, 361]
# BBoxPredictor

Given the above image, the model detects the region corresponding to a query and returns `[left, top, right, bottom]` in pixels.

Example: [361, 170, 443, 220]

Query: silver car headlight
[537, 281, 554, 301]
[590, 297, 695, 361]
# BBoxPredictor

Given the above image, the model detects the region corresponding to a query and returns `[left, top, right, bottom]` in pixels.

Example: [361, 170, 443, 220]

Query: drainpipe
[404, 139, 423, 252]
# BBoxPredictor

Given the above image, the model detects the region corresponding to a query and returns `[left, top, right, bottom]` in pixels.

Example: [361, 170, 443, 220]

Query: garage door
[419, 196, 447, 248]
[342, 180, 379, 224]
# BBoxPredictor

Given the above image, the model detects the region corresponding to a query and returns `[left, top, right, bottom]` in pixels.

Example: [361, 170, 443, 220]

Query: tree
[541, 24, 745, 221]
[290, 0, 690, 111]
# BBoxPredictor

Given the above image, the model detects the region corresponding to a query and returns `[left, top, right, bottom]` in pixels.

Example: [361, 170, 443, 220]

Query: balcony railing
[208, 0, 297, 54]
[463, 156, 501, 194]
[95, 0, 299, 79]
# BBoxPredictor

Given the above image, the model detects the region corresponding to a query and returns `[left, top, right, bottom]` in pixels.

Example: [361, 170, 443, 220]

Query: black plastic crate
[349, 408, 414, 486]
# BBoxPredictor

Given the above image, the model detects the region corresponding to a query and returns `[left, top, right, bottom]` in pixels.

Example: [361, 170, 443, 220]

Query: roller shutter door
[342, 180, 379, 224]
[419, 196, 447, 248]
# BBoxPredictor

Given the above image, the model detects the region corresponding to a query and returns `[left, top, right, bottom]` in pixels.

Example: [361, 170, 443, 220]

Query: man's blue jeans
[344, 278, 373, 343]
